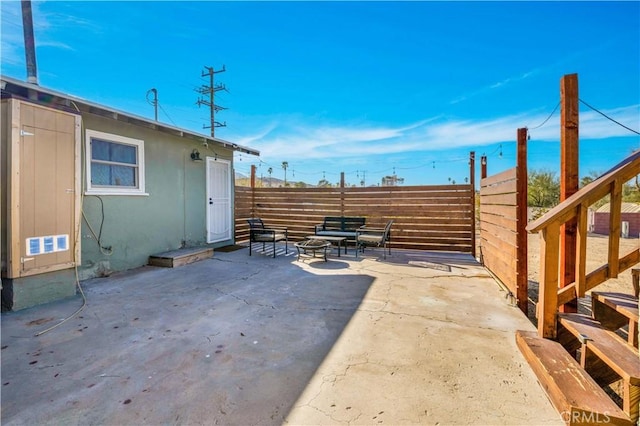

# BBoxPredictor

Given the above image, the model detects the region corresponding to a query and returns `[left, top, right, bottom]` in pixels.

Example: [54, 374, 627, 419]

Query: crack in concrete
[295, 357, 377, 423]
[355, 306, 521, 335]
[211, 284, 277, 310]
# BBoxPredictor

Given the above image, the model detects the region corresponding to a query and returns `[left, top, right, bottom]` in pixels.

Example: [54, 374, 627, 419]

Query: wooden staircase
[520, 151, 640, 425]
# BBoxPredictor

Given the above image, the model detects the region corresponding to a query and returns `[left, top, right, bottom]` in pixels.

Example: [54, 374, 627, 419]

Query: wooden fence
[478, 130, 528, 314]
[235, 184, 475, 254]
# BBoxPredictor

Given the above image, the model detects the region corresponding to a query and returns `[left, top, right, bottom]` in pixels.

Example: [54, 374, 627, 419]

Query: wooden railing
[527, 150, 640, 338]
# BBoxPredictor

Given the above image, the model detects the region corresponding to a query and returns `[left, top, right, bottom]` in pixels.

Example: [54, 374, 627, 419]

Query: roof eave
[0, 75, 260, 157]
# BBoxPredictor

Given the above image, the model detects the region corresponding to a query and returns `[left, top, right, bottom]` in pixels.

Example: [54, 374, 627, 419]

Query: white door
[206, 158, 232, 243]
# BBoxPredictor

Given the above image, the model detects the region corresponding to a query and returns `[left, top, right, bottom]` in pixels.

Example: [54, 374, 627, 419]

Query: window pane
[92, 138, 137, 164]
[92, 163, 111, 185]
[92, 139, 111, 161]
[91, 163, 137, 187]
[111, 165, 136, 186]
[111, 143, 137, 164]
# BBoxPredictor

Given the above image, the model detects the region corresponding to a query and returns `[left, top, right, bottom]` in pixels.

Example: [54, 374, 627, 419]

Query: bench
[516, 330, 633, 425]
[314, 216, 365, 249]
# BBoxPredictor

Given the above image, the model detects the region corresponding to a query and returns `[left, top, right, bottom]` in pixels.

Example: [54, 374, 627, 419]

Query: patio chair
[356, 220, 394, 259]
[247, 218, 288, 258]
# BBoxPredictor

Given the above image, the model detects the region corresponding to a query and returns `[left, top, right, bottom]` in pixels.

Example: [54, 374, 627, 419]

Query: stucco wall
[78, 114, 234, 279]
[1, 94, 240, 311]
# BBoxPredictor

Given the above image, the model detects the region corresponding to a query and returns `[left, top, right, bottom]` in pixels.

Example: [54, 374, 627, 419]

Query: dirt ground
[526, 232, 639, 320]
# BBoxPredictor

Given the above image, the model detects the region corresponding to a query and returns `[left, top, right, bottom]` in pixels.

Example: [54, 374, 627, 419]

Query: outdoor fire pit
[294, 239, 332, 262]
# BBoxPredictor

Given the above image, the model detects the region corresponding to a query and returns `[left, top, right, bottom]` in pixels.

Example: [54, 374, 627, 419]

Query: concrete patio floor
[1, 245, 562, 425]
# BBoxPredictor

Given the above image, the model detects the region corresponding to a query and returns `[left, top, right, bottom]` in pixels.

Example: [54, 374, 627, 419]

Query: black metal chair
[355, 220, 394, 259]
[247, 218, 288, 258]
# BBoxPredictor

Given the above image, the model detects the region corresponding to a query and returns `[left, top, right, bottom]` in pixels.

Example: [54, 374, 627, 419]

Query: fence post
[340, 172, 345, 216]
[560, 73, 579, 313]
[516, 128, 528, 315]
[250, 164, 256, 218]
[469, 151, 476, 258]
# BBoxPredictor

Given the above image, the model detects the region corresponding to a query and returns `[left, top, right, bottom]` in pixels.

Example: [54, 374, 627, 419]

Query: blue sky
[2, 1, 639, 186]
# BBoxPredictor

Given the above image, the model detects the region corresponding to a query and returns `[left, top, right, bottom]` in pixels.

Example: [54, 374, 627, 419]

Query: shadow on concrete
[306, 259, 351, 270]
[1, 247, 374, 425]
[359, 249, 477, 270]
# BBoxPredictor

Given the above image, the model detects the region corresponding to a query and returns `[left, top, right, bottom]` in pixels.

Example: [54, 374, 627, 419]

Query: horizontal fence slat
[480, 191, 517, 206]
[480, 167, 516, 187]
[479, 178, 517, 196]
[480, 204, 518, 221]
[235, 184, 474, 253]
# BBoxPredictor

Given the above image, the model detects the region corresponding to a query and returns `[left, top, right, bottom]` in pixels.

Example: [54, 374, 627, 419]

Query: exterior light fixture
[191, 149, 203, 161]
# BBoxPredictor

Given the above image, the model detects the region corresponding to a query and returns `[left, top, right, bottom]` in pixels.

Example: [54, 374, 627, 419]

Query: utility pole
[196, 65, 227, 137]
[357, 170, 366, 186]
[282, 161, 289, 186]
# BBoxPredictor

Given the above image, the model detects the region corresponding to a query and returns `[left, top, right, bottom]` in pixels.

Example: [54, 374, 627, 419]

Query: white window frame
[85, 129, 148, 196]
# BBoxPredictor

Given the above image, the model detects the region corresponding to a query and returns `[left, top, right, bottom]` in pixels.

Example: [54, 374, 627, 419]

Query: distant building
[591, 202, 640, 238]
[381, 175, 404, 186]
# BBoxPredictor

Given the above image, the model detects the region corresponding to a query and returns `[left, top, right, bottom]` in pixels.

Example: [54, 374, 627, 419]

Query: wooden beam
[470, 151, 476, 259]
[560, 73, 579, 313]
[516, 130, 528, 315]
[250, 164, 256, 218]
[608, 180, 622, 278]
[73, 113, 82, 267]
[539, 222, 560, 338]
[340, 172, 345, 216]
[557, 248, 640, 306]
[575, 204, 588, 297]
[8, 99, 21, 278]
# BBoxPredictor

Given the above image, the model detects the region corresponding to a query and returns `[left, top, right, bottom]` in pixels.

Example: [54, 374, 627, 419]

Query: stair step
[592, 291, 638, 347]
[148, 247, 213, 268]
[558, 313, 640, 423]
[559, 313, 640, 385]
[516, 330, 632, 425]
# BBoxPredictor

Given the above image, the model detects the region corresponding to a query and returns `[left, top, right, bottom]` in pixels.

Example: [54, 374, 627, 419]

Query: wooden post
[469, 151, 476, 258]
[250, 164, 256, 218]
[539, 222, 561, 338]
[340, 172, 345, 217]
[608, 180, 622, 278]
[560, 73, 579, 313]
[516, 128, 528, 315]
[480, 155, 487, 179]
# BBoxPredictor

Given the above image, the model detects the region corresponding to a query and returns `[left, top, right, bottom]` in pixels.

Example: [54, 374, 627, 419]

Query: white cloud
[240, 105, 640, 164]
[0, 1, 24, 65]
[450, 68, 542, 105]
[1, 2, 93, 67]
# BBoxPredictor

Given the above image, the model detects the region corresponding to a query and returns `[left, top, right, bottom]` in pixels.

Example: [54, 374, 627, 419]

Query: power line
[528, 101, 560, 130]
[579, 98, 640, 135]
[157, 102, 177, 126]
